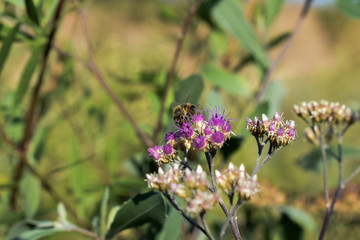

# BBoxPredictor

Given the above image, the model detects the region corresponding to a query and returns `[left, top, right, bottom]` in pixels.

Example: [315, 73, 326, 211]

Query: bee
[172, 102, 196, 125]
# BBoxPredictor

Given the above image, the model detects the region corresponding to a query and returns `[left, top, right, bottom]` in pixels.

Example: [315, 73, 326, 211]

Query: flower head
[148, 145, 163, 161]
[193, 135, 208, 151]
[216, 163, 260, 200]
[246, 112, 296, 148]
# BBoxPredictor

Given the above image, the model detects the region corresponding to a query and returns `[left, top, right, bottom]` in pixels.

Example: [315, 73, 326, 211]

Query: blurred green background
[0, 0, 360, 239]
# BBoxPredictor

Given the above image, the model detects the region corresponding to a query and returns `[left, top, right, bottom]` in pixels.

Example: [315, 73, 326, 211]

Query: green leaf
[220, 136, 244, 162]
[106, 191, 167, 239]
[265, 0, 285, 27]
[263, 81, 286, 115]
[5, 0, 25, 8]
[342, 146, 360, 158]
[28, 126, 49, 165]
[13, 44, 43, 108]
[148, 90, 161, 114]
[206, 89, 223, 109]
[202, 64, 250, 96]
[100, 187, 110, 239]
[16, 229, 63, 240]
[0, 23, 20, 76]
[68, 137, 86, 218]
[209, 31, 228, 58]
[211, 0, 269, 68]
[156, 208, 182, 240]
[297, 148, 336, 172]
[337, 0, 360, 18]
[42, 0, 60, 25]
[21, 171, 41, 219]
[175, 75, 204, 104]
[106, 206, 121, 230]
[277, 206, 316, 235]
[5, 220, 61, 240]
[233, 32, 290, 72]
[25, 0, 40, 25]
[106, 135, 120, 177]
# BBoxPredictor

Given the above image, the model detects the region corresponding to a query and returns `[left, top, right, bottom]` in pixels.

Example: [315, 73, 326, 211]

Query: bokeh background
[0, 0, 360, 239]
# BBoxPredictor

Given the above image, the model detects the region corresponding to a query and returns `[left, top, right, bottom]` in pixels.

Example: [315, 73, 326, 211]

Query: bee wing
[170, 102, 179, 110]
[183, 95, 191, 104]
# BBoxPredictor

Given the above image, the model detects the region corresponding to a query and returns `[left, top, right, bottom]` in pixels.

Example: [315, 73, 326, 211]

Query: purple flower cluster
[148, 107, 234, 165]
[246, 112, 296, 148]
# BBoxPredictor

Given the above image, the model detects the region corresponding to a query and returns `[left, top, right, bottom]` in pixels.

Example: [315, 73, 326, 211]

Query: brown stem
[164, 193, 214, 240]
[319, 134, 329, 209]
[72, 0, 153, 148]
[255, 0, 314, 103]
[318, 135, 343, 240]
[205, 152, 242, 240]
[153, 0, 203, 142]
[9, 0, 66, 210]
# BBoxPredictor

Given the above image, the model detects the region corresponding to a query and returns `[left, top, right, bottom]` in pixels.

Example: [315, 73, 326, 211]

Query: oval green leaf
[106, 191, 166, 239]
[25, 0, 40, 25]
[211, 0, 269, 68]
[13, 44, 43, 108]
[0, 23, 20, 77]
[202, 64, 250, 96]
[337, 0, 360, 18]
[265, 0, 285, 27]
[174, 75, 204, 104]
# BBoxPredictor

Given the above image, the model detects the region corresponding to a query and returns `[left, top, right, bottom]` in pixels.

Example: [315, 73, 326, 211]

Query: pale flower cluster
[216, 163, 260, 200]
[146, 164, 219, 216]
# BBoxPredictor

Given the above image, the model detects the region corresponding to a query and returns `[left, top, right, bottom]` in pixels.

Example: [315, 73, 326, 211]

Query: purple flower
[269, 122, 276, 131]
[286, 120, 295, 129]
[164, 132, 175, 142]
[288, 128, 295, 138]
[163, 144, 173, 155]
[209, 113, 227, 128]
[253, 116, 260, 125]
[223, 121, 232, 132]
[204, 126, 212, 135]
[178, 122, 194, 139]
[211, 132, 225, 144]
[262, 114, 269, 123]
[246, 117, 252, 125]
[277, 127, 284, 136]
[193, 135, 206, 150]
[148, 145, 162, 160]
[273, 112, 282, 122]
[192, 112, 205, 124]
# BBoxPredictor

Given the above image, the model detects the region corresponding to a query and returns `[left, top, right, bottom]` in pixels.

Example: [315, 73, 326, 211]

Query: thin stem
[71, 226, 101, 240]
[153, 0, 203, 141]
[205, 152, 217, 192]
[255, 0, 314, 103]
[319, 134, 329, 209]
[318, 136, 343, 240]
[204, 152, 241, 239]
[72, 0, 154, 148]
[342, 165, 360, 187]
[9, 0, 66, 211]
[254, 136, 264, 170]
[220, 199, 243, 240]
[164, 193, 214, 240]
[200, 213, 216, 240]
[251, 148, 278, 178]
[318, 209, 331, 240]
